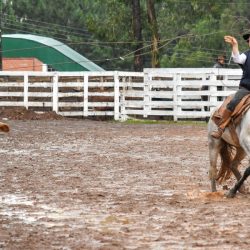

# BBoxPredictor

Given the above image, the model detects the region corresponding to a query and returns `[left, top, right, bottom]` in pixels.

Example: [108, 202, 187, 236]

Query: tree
[2, 0, 250, 70]
[146, 0, 160, 68]
[157, 1, 233, 67]
[131, 0, 144, 71]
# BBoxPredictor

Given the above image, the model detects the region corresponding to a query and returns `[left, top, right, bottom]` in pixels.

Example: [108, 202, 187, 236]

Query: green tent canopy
[2, 34, 104, 72]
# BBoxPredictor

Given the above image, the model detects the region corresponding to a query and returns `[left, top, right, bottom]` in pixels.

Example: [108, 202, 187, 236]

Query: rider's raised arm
[224, 35, 247, 64]
[231, 51, 247, 64]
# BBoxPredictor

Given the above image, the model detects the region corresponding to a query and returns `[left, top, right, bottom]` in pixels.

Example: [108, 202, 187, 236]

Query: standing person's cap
[243, 33, 250, 41]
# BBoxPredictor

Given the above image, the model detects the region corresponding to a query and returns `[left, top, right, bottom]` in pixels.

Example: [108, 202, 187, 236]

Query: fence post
[120, 76, 127, 121]
[209, 73, 218, 111]
[143, 72, 151, 118]
[173, 73, 180, 121]
[114, 71, 120, 120]
[23, 73, 29, 109]
[83, 74, 89, 117]
[52, 73, 59, 113]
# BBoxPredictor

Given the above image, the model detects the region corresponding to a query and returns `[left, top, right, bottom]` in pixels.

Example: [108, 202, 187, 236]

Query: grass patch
[118, 118, 207, 126]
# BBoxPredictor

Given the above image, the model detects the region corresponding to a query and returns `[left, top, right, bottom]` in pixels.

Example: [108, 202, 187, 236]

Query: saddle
[212, 94, 250, 145]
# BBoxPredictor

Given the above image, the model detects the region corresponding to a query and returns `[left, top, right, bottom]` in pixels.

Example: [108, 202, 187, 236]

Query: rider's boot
[211, 109, 232, 139]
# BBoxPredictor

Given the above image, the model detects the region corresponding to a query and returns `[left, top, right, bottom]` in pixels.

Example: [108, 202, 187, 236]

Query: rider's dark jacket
[239, 50, 250, 90]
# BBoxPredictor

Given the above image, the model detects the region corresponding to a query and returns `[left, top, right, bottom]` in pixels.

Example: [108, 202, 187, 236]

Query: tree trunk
[131, 0, 144, 72]
[147, 0, 160, 68]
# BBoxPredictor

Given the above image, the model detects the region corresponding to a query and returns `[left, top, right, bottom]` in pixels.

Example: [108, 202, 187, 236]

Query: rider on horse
[212, 33, 250, 139]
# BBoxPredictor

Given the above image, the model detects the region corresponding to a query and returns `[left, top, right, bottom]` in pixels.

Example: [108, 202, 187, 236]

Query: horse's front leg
[209, 140, 220, 192]
[209, 167, 217, 192]
[227, 166, 250, 198]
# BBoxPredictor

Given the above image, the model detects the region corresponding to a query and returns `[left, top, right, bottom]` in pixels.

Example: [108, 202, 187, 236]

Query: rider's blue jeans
[226, 87, 250, 111]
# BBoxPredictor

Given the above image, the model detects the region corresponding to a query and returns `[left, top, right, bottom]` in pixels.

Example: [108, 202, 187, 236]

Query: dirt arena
[1, 116, 250, 249]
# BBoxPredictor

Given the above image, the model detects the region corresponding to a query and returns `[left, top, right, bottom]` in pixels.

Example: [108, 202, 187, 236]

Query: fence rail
[0, 68, 242, 121]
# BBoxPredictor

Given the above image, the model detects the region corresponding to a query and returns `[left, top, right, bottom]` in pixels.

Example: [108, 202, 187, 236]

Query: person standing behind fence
[211, 33, 250, 139]
[214, 55, 226, 101]
[213, 55, 226, 68]
[201, 55, 226, 117]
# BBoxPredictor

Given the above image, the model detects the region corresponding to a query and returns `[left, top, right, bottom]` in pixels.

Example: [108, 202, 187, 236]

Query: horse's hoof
[239, 186, 248, 194]
[225, 190, 236, 198]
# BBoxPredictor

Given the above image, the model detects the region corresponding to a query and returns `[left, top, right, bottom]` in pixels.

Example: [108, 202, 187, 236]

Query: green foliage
[2, 0, 250, 70]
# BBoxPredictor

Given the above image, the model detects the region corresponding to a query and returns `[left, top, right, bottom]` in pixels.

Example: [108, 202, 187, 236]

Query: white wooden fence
[0, 68, 242, 121]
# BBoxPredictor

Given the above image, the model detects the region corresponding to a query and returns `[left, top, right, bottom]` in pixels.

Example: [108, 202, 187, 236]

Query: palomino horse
[0, 122, 9, 133]
[208, 106, 250, 198]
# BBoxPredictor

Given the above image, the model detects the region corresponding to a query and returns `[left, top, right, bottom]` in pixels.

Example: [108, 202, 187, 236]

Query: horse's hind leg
[227, 166, 250, 198]
[227, 129, 250, 198]
[229, 148, 246, 193]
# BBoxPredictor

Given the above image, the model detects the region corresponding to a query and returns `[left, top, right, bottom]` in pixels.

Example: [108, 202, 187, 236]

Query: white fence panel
[0, 68, 243, 121]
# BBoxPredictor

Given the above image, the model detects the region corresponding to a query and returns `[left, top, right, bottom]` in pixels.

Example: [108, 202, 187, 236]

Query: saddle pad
[212, 93, 250, 146]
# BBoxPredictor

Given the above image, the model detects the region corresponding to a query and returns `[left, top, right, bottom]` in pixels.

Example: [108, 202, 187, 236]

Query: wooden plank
[123, 100, 174, 108]
[29, 82, 53, 88]
[87, 111, 114, 116]
[26, 102, 52, 107]
[58, 111, 84, 116]
[58, 82, 82, 88]
[88, 92, 114, 97]
[88, 82, 115, 87]
[0, 92, 24, 97]
[58, 92, 83, 98]
[58, 102, 84, 107]
[124, 110, 174, 115]
[0, 82, 24, 87]
[120, 82, 144, 88]
[59, 102, 114, 108]
[88, 102, 114, 107]
[28, 93, 53, 97]
[0, 101, 25, 106]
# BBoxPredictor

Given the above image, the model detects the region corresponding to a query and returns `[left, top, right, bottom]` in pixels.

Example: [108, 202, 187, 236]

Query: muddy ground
[1, 116, 250, 250]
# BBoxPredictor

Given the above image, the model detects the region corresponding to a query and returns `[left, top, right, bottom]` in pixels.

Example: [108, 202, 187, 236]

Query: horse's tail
[0, 122, 10, 132]
[216, 141, 236, 183]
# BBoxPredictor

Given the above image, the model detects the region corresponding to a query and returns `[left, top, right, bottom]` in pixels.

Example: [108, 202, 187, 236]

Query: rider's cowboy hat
[243, 33, 250, 41]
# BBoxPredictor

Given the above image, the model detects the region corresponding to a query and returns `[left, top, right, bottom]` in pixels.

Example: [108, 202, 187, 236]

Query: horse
[0, 122, 9, 133]
[208, 105, 250, 198]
